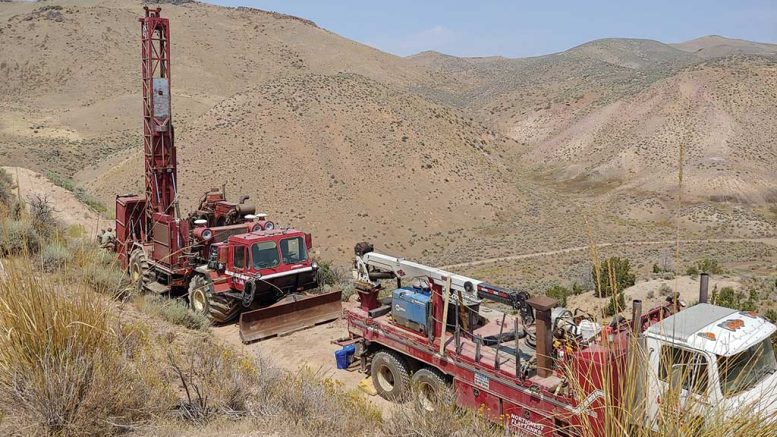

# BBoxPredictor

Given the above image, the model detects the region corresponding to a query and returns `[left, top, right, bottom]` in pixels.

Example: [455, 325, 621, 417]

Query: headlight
[264, 221, 275, 230]
[251, 223, 262, 232]
[194, 227, 213, 241]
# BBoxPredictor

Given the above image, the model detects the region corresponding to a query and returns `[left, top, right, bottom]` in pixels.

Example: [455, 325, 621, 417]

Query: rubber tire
[188, 274, 239, 324]
[128, 249, 153, 293]
[371, 350, 411, 402]
[411, 367, 449, 412]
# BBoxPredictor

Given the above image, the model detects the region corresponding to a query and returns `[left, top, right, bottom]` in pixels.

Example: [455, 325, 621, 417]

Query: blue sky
[207, 1, 777, 58]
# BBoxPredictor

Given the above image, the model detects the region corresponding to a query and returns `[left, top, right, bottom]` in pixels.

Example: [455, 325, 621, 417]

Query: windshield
[717, 338, 777, 397]
[251, 241, 279, 269]
[280, 237, 307, 264]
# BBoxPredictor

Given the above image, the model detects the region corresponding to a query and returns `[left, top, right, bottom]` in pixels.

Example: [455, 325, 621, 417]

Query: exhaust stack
[699, 272, 710, 304]
[528, 296, 558, 378]
[631, 299, 643, 334]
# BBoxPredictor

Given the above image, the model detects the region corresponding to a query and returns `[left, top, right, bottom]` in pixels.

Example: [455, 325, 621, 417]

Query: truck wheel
[411, 367, 449, 412]
[188, 275, 239, 324]
[371, 350, 411, 402]
[128, 249, 152, 293]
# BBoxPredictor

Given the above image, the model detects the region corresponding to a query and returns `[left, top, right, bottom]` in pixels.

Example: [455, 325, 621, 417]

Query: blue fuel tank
[391, 287, 431, 332]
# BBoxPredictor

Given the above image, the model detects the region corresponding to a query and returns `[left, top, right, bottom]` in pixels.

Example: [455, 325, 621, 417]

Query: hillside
[412, 39, 777, 205]
[90, 72, 525, 259]
[673, 35, 777, 58]
[0, 0, 775, 267]
[0, 0, 423, 175]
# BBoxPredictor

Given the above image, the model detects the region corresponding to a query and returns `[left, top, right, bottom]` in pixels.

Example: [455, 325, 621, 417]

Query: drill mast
[140, 6, 177, 224]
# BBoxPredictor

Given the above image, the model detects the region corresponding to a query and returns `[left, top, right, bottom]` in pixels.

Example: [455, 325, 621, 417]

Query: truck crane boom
[353, 243, 534, 324]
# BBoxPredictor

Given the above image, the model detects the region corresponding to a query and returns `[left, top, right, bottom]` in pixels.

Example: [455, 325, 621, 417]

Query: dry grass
[0, 258, 164, 436]
[382, 388, 500, 437]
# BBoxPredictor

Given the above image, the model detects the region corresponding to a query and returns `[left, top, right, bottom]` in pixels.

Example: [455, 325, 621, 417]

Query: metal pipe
[631, 299, 643, 334]
[494, 313, 506, 371]
[439, 276, 452, 356]
[699, 273, 710, 304]
[514, 317, 521, 378]
[475, 336, 482, 363]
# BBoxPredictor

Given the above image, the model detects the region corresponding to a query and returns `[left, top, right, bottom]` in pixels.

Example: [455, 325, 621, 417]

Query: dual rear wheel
[370, 350, 449, 411]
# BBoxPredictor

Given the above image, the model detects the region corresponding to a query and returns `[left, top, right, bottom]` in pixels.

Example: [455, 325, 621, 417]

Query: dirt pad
[213, 302, 394, 413]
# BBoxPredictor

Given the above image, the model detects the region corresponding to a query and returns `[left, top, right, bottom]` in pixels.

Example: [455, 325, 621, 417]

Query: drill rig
[114, 7, 340, 342]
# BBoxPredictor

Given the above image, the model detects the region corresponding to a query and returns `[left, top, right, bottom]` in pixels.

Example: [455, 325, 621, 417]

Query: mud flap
[239, 290, 342, 343]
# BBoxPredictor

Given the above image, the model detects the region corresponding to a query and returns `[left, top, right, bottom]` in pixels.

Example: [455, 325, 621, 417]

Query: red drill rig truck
[114, 7, 340, 342]
[347, 243, 777, 435]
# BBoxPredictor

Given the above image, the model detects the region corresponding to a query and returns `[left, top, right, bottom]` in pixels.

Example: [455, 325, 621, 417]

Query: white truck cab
[643, 303, 777, 428]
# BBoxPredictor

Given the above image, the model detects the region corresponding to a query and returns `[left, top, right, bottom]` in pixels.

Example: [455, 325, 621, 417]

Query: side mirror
[304, 233, 313, 250]
[670, 364, 686, 389]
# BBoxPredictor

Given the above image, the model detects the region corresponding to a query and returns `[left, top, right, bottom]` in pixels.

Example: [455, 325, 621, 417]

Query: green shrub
[0, 219, 41, 255]
[0, 168, 14, 208]
[686, 258, 724, 278]
[315, 258, 348, 287]
[571, 282, 585, 295]
[546, 285, 571, 307]
[592, 257, 635, 298]
[41, 243, 71, 271]
[605, 292, 626, 316]
[712, 286, 758, 311]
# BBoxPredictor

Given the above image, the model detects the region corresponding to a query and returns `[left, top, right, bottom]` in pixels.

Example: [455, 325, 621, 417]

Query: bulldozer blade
[239, 290, 342, 343]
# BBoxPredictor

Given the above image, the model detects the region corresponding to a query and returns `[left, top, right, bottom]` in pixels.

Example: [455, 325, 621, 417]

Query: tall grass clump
[382, 387, 500, 437]
[137, 295, 209, 331]
[0, 259, 159, 436]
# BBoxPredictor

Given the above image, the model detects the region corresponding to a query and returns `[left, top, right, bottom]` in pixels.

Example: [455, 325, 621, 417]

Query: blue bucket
[335, 344, 356, 369]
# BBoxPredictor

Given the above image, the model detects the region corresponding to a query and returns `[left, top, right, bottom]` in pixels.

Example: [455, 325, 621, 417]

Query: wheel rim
[131, 263, 141, 283]
[192, 288, 207, 313]
[377, 365, 395, 393]
[417, 381, 437, 412]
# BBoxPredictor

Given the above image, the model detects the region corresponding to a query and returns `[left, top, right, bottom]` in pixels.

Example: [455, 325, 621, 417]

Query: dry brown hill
[0, 0, 423, 175]
[411, 39, 777, 205]
[1, 0, 775, 268]
[525, 56, 777, 204]
[673, 35, 777, 59]
[91, 72, 525, 259]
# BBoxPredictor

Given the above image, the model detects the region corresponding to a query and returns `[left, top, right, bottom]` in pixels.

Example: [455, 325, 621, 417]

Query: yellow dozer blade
[239, 290, 342, 343]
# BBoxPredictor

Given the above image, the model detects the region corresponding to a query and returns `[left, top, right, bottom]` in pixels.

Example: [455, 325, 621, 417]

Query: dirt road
[2, 166, 111, 235]
[442, 237, 777, 269]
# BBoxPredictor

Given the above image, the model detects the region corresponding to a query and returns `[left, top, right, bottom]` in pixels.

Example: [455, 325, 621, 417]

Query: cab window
[659, 345, 709, 394]
[252, 241, 279, 269]
[281, 237, 307, 264]
[233, 246, 246, 269]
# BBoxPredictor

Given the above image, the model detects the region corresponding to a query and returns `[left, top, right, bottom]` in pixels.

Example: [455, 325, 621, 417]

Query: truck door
[230, 244, 248, 290]
[646, 338, 712, 431]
